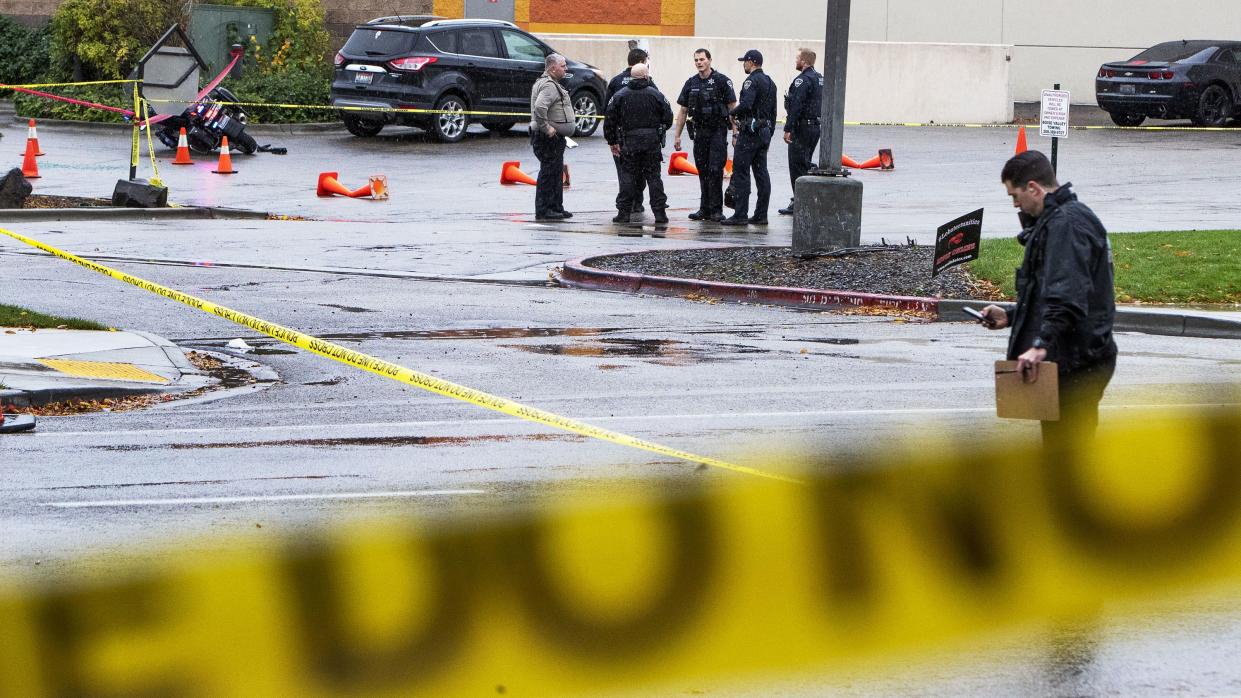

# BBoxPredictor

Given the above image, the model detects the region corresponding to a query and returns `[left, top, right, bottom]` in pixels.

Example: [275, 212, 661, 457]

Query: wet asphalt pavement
[3, 115, 1241, 695]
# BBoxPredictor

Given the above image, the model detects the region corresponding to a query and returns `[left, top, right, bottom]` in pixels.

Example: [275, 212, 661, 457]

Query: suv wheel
[431, 94, 469, 143]
[571, 90, 600, 137]
[342, 113, 385, 137]
[1108, 111, 1145, 127]
[1192, 84, 1232, 127]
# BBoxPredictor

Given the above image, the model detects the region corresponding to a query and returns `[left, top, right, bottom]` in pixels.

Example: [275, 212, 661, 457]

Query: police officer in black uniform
[673, 48, 736, 222]
[779, 48, 823, 216]
[722, 49, 777, 226]
[604, 62, 674, 224]
[606, 48, 651, 214]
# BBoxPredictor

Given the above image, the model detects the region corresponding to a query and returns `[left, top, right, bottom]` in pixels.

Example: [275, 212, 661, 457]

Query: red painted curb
[559, 248, 942, 315]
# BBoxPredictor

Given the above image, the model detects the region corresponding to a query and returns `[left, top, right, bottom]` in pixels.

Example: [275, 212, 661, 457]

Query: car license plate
[354, 72, 373, 85]
[1119, 84, 1135, 95]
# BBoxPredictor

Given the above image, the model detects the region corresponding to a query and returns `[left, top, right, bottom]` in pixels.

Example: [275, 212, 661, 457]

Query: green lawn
[0, 304, 110, 330]
[967, 230, 1241, 304]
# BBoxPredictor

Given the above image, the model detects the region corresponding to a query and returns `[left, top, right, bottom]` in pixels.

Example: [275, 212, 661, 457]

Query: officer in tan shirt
[530, 54, 575, 220]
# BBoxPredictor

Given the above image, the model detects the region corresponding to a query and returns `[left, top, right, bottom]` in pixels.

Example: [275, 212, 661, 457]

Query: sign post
[1039, 84, 1069, 173]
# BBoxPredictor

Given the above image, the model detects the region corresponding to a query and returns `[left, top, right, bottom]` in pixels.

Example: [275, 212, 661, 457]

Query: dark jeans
[531, 131, 565, 216]
[617, 149, 667, 213]
[731, 126, 772, 218]
[1041, 355, 1117, 450]
[692, 125, 728, 214]
[788, 124, 820, 197]
[613, 154, 644, 209]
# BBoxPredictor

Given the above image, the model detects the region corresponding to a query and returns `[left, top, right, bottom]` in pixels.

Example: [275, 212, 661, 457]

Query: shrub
[230, 64, 331, 124]
[0, 16, 53, 86]
[49, 0, 186, 80]
[13, 82, 131, 123]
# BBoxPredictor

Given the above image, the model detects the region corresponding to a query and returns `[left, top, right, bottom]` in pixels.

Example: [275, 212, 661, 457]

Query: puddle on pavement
[500, 338, 769, 365]
[95, 433, 586, 451]
[249, 347, 298, 355]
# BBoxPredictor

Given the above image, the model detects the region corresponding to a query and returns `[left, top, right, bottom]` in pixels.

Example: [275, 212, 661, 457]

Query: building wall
[694, 0, 1241, 102]
[0, 0, 61, 27]
[547, 35, 1012, 124]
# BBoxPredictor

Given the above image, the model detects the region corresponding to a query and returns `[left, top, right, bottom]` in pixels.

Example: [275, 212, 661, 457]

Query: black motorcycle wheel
[187, 129, 217, 154]
[155, 125, 181, 150]
[232, 131, 259, 154]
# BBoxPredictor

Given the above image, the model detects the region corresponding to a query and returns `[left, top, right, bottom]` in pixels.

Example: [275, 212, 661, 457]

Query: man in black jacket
[604, 62, 674, 224]
[605, 48, 651, 214]
[981, 150, 1118, 448]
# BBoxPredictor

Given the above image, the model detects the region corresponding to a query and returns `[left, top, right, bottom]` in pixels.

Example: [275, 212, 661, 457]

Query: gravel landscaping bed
[587, 245, 1005, 300]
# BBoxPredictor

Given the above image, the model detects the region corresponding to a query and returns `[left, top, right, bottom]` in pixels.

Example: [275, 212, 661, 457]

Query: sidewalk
[0, 328, 213, 408]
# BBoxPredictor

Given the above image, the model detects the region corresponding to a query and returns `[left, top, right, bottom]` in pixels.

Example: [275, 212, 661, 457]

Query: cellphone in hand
[962, 306, 986, 321]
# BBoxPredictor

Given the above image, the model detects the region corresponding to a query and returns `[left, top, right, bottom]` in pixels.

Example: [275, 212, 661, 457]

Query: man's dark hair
[1001, 150, 1058, 188]
[694, 48, 711, 60]
[627, 48, 648, 66]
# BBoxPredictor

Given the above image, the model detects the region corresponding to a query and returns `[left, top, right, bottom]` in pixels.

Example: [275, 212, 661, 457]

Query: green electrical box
[189, 4, 275, 74]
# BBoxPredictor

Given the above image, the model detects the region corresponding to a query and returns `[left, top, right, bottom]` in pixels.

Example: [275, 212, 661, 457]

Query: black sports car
[1096, 40, 1241, 126]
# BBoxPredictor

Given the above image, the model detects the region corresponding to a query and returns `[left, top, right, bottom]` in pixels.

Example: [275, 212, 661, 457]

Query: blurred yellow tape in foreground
[2, 406, 1241, 695]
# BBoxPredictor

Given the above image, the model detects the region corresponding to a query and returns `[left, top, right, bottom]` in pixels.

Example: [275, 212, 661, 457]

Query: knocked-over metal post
[792, 0, 862, 256]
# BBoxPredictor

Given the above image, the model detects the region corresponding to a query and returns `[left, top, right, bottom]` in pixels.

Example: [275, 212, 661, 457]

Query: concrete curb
[1, 206, 270, 221]
[559, 252, 941, 314]
[0, 383, 164, 409]
[562, 252, 1241, 340]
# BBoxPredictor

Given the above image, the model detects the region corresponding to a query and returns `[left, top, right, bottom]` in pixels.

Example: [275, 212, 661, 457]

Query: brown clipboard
[995, 360, 1059, 421]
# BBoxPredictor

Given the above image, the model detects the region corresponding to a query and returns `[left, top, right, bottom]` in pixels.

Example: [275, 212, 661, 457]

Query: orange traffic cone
[561, 164, 571, 188]
[22, 119, 44, 156]
[317, 171, 355, 197]
[345, 174, 388, 199]
[20, 136, 40, 179]
[841, 154, 864, 169]
[878, 148, 895, 170]
[1014, 125, 1028, 154]
[856, 154, 882, 169]
[211, 136, 236, 174]
[500, 160, 536, 186]
[171, 127, 193, 165]
[724, 158, 733, 178]
[667, 151, 698, 176]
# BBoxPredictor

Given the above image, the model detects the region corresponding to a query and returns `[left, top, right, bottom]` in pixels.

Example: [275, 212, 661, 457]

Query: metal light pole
[792, 0, 862, 255]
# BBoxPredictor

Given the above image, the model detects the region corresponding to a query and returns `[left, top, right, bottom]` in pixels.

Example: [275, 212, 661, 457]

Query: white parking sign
[1039, 89, 1070, 138]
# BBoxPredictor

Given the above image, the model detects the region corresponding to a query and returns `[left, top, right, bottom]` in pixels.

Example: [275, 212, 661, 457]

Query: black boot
[612, 212, 630, 223]
[653, 210, 668, 224]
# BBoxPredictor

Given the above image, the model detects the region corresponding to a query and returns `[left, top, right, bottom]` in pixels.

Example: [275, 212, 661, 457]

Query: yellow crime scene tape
[1, 400, 1240, 694]
[0, 227, 793, 484]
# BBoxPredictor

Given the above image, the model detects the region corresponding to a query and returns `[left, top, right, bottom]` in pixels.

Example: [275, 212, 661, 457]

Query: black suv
[331, 16, 607, 143]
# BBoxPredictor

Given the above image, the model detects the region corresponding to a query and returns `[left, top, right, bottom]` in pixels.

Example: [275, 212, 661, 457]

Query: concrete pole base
[792, 175, 863, 256]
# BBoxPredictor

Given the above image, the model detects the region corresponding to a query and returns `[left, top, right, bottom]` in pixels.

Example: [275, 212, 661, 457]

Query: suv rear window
[342, 29, 417, 56]
[422, 30, 456, 53]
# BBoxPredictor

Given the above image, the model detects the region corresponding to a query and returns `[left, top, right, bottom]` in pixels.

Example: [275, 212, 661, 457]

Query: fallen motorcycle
[153, 86, 258, 155]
